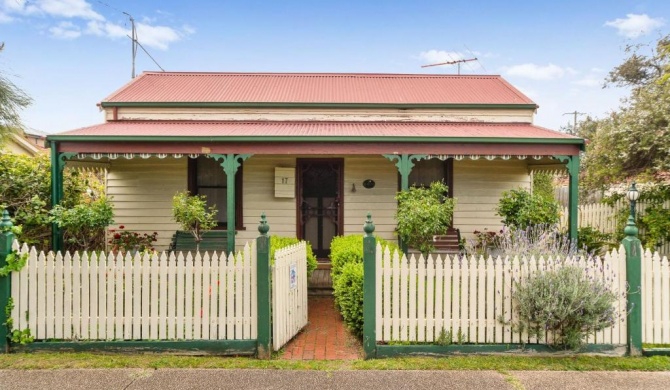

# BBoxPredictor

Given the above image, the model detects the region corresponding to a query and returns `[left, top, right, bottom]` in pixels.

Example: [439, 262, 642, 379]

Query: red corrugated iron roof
[102, 72, 536, 106]
[54, 121, 578, 140]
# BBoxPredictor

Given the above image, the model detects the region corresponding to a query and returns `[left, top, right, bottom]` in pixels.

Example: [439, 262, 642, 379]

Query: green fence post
[256, 213, 272, 359]
[621, 198, 642, 356]
[363, 212, 377, 359]
[0, 210, 15, 353]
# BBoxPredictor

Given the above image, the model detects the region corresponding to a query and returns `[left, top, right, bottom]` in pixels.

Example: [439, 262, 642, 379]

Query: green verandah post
[0, 210, 15, 353]
[256, 213, 272, 359]
[622, 209, 643, 356]
[362, 212, 377, 359]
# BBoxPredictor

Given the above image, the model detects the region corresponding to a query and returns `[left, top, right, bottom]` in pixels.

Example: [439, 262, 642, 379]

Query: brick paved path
[280, 296, 361, 360]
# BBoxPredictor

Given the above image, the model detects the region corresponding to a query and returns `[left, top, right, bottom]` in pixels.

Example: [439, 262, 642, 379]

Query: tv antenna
[421, 58, 478, 75]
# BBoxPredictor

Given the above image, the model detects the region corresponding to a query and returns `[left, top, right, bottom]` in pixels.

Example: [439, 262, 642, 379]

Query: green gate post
[0, 210, 15, 353]
[256, 213, 272, 359]
[362, 212, 377, 359]
[621, 204, 643, 356]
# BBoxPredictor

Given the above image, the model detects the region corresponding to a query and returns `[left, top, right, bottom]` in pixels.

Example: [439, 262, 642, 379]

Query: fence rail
[272, 241, 308, 351]
[375, 244, 629, 345]
[10, 242, 257, 341]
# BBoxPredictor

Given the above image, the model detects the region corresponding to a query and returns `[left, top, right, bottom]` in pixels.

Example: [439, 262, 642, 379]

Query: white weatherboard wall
[106, 157, 185, 250]
[238, 156, 298, 245]
[453, 159, 530, 240]
[343, 156, 398, 241]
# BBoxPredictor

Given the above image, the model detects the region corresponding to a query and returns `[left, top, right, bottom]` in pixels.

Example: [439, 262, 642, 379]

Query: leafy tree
[0, 43, 32, 144]
[581, 34, 670, 190]
[395, 181, 456, 254]
[171, 191, 217, 251]
[0, 153, 98, 248]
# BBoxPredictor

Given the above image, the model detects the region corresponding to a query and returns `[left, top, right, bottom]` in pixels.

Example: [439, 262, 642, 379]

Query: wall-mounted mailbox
[274, 167, 295, 198]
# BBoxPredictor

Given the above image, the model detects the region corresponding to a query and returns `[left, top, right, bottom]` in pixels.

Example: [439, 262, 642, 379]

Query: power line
[563, 111, 585, 134]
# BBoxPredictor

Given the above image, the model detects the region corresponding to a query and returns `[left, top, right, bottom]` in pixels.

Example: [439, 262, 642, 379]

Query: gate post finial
[364, 212, 375, 237]
[258, 212, 270, 236]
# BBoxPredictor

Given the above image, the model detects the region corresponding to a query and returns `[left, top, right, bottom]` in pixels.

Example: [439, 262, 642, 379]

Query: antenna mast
[123, 12, 138, 78]
[421, 58, 477, 75]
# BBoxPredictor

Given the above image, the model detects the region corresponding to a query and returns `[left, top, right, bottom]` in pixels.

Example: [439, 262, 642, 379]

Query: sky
[1, 0, 669, 134]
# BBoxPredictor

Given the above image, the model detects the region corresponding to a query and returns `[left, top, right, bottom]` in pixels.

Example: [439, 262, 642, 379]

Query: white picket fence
[272, 241, 308, 351]
[560, 199, 670, 255]
[375, 244, 629, 345]
[10, 241, 257, 341]
[642, 249, 670, 344]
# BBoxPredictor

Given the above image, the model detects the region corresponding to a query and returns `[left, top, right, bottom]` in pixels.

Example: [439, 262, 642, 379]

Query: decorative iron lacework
[425, 154, 547, 161]
[76, 153, 204, 160]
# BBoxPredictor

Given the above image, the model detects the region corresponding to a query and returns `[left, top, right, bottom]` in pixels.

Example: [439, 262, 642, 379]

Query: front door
[297, 159, 343, 260]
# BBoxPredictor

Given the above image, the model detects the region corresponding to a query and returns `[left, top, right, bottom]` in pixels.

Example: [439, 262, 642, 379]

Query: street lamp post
[627, 182, 640, 221]
[623, 181, 642, 356]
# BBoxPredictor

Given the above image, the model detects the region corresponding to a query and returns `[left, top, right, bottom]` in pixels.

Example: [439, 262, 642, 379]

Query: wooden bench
[169, 230, 229, 254]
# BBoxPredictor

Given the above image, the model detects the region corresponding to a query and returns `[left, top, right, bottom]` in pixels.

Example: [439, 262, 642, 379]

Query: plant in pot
[395, 181, 456, 255]
[171, 191, 218, 252]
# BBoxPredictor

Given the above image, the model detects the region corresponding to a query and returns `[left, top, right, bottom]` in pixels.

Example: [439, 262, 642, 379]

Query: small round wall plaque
[363, 179, 375, 189]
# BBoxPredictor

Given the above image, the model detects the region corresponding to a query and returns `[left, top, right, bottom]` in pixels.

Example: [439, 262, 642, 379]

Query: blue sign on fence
[289, 263, 297, 289]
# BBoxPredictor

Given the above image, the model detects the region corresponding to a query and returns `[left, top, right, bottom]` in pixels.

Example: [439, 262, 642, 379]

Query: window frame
[187, 157, 244, 230]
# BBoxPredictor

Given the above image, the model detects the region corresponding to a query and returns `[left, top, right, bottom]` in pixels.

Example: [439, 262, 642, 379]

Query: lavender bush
[509, 265, 618, 350]
[464, 224, 586, 259]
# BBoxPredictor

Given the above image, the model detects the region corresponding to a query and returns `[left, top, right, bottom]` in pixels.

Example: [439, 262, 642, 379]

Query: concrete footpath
[0, 369, 669, 390]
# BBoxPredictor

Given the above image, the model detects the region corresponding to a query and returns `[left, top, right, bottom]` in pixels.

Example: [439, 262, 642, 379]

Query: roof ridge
[140, 71, 502, 78]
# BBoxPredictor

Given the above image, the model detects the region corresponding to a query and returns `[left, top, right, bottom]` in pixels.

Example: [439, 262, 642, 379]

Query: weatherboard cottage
[47, 72, 584, 259]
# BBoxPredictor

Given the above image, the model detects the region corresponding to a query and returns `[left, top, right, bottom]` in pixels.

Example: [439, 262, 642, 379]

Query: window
[188, 156, 244, 230]
[407, 158, 454, 196]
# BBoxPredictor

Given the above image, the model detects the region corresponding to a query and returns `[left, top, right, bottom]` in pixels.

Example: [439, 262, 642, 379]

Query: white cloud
[49, 21, 81, 39]
[505, 63, 567, 80]
[572, 77, 601, 87]
[604, 13, 665, 38]
[0, 11, 11, 23]
[417, 49, 482, 71]
[1, 0, 191, 49]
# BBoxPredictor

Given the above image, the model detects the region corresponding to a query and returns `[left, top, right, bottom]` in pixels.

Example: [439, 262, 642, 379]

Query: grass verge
[0, 354, 668, 371]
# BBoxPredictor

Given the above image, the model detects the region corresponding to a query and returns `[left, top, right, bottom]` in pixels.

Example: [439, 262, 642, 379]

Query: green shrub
[496, 188, 560, 229]
[640, 205, 670, 250]
[508, 265, 618, 350]
[395, 181, 456, 254]
[0, 152, 103, 249]
[577, 226, 612, 255]
[270, 235, 317, 277]
[332, 262, 364, 337]
[532, 172, 555, 201]
[330, 234, 399, 285]
[50, 196, 114, 251]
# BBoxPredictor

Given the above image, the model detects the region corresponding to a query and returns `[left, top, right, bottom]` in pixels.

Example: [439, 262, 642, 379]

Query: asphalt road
[1, 369, 669, 390]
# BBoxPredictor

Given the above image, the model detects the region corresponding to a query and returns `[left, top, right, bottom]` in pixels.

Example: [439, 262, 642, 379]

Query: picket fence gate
[9, 241, 257, 341]
[375, 244, 629, 345]
[271, 241, 309, 351]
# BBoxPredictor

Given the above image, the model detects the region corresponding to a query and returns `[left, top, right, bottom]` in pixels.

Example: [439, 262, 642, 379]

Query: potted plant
[171, 191, 218, 252]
